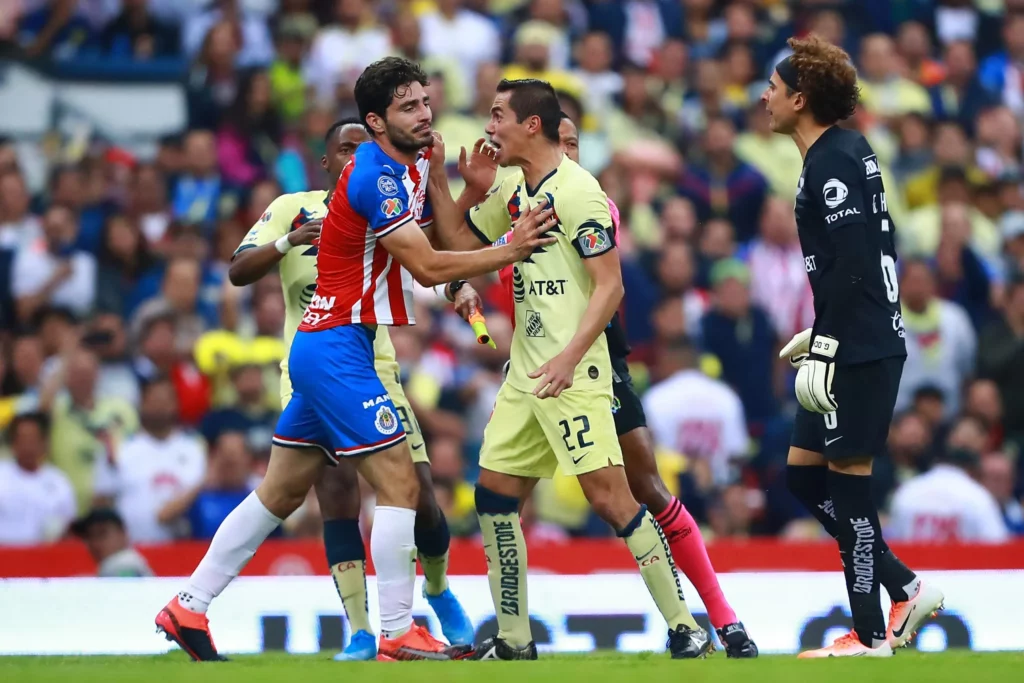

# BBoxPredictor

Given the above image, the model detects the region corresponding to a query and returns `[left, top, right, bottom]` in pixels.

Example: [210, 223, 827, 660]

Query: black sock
[827, 470, 886, 647]
[788, 465, 918, 602]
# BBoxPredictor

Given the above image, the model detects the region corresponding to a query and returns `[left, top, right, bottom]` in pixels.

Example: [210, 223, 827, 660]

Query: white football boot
[798, 631, 893, 658]
[887, 580, 945, 649]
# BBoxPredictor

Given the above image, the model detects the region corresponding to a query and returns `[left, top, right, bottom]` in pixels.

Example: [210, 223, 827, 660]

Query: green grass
[2, 651, 1022, 683]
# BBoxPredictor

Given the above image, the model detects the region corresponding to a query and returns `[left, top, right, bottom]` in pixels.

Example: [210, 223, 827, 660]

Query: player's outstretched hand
[528, 352, 577, 399]
[287, 217, 322, 246]
[430, 132, 446, 174]
[779, 328, 813, 368]
[510, 199, 558, 260]
[459, 138, 498, 195]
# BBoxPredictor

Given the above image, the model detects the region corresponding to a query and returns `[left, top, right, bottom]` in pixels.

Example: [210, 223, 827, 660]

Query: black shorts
[791, 356, 904, 460]
[611, 355, 647, 437]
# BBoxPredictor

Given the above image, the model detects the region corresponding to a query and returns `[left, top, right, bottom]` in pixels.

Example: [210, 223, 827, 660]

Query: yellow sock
[623, 511, 698, 630]
[478, 511, 532, 647]
[418, 550, 450, 596]
[330, 560, 373, 635]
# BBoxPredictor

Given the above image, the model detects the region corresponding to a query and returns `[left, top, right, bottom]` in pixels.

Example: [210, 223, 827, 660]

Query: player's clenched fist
[288, 217, 322, 246]
[528, 352, 577, 399]
[509, 199, 558, 260]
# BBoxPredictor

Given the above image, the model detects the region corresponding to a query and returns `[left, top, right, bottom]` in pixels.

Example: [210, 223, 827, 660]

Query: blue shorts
[272, 325, 406, 464]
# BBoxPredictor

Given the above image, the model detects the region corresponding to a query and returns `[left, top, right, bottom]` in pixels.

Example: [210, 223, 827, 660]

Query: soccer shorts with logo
[377, 360, 429, 464]
[273, 325, 406, 463]
[479, 382, 623, 478]
[610, 354, 647, 437]
[790, 356, 904, 461]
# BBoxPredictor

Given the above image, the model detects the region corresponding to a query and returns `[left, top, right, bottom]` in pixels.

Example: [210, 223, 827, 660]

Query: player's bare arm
[425, 135, 497, 252]
[378, 200, 556, 286]
[529, 247, 624, 399]
[228, 218, 322, 286]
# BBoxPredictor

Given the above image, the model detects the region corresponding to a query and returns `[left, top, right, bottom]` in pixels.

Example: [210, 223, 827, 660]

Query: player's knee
[315, 467, 361, 521]
[376, 466, 420, 509]
[256, 480, 308, 519]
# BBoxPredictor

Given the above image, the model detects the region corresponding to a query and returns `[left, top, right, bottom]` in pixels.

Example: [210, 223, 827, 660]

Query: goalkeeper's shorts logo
[512, 265, 525, 303]
[375, 406, 399, 435]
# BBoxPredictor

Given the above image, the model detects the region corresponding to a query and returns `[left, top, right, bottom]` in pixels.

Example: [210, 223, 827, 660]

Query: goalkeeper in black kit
[762, 36, 945, 658]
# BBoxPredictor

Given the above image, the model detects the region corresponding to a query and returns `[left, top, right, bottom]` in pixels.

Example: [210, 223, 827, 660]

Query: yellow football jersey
[235, 191, 398, 404]
[466, 156, 615, 395]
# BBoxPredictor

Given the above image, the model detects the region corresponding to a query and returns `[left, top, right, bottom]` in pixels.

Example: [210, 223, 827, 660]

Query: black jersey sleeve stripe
[464, 210, 493, 246]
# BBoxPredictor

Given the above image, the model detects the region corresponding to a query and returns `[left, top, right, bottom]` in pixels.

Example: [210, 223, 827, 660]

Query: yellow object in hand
[468, 311, 497, 349]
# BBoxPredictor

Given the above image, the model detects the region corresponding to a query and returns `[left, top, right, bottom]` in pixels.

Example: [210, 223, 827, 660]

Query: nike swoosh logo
[411, 443, 424, 450]
[397, 646, 450, 661]
[891, 605, 916, 639]
[571, 452, 588, 465]
[634, 545, 657, 562]
[825, 436, 844, 446]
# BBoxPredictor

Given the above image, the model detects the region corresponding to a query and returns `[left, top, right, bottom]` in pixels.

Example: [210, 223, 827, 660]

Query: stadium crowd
[1, 0, 1023, 551]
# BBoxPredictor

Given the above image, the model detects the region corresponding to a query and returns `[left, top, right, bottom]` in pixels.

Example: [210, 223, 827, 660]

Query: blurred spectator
[1001, 211, 1024, 280]
[100, 0, 180, 60]
[419, 0, 500, 97]
[931, 41, 997, 134]
[43, 344, 139, 513]
[676, 116, 768, 243]
[134, 256, 217, 356]
[734, 103, 803, 200]
[902, 121, 988, 211]
[974, 105, 1022, 180]
[11, 204, 97, 323]
[95, 214, 158, 319]
[70, 507, 153, 576]
[200, 362, 276, 456]
[46, 164, 112, 255]
[269, 13, 316, 125]
[744, 197, 814, 342]
[857, 33, 932, 119]
[978, 278, 1024, 450]
[897, 20, 945, 89]
[0, 412, 75, 546]
[896, 259, 976, 419]
[171, 129, 235, 224]
[6, 332, 46, 410]
[587, 0, 681, 68]
[93, 377, 207, 542]
[932, 202, 996, 329]
[183, 0, 273, 68]
[0, 171, 41, 251]
[502, 20, 582, 100]
[132, 313, 212, 425]
[572, 31, 622, 122]
[391, 12, 469, 113]
[187, 21, 243, 129]
[654, 240, 707, 335]
[892, 113, 933, 182]
[889, 436, 1009, 543]
[304, 0, 392, 104]
[965, 378, 1005, 453]
[699, 258, 779, 427]
[124, 163, 171, 249]
[979, 12, 1024, 117]
[17, 0, 98, 60]
[157, 431, 258, 540]
[644, 337, 747, 487]
[85, 312, 140, 405]
[980, 453, 1024, 535]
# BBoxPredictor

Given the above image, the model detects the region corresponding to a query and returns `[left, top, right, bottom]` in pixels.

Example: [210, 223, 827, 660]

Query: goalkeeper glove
[794, 335, 839, 414]
[779, 328, 812, 369]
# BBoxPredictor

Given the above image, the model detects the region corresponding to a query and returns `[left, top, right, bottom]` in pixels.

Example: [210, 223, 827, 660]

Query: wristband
[432, 283, 450, 301]
[275, 235, 293, 254]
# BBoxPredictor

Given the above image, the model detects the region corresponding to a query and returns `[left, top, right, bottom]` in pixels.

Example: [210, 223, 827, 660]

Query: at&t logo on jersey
[374, 405, 399, 435]
[381, 197, 403, 218]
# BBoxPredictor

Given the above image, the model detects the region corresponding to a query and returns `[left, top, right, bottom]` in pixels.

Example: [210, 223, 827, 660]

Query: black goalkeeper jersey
[794, 126, 907, 366]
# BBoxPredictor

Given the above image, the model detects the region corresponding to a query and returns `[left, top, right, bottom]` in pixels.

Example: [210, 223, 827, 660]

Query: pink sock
[654, 497, 737, 629]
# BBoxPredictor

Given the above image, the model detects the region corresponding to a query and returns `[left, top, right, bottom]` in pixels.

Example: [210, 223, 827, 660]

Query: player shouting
[154, 57, 556, 662]
[444, 114, 757, 658]
[762, 36, 944, 658]
[426, 79, 712, 660]
[215, 118, 476, 661]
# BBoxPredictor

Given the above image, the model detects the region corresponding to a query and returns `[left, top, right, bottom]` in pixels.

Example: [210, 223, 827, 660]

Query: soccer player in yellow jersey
[228, 119, 474, 660]
[426, 80, 711, 660]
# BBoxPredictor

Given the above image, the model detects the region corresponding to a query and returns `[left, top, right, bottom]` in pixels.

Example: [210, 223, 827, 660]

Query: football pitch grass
[3, 651, 1021, 683]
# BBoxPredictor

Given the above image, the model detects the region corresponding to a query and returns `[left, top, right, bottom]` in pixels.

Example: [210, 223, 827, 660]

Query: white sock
[371, 506, 417, 638]
[178, 491, 283, 614]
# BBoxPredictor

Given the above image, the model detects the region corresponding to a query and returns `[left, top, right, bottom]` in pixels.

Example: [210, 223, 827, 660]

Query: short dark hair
[496, 79, 561, 143]
[140, 375, 175, 400]
[8, 412, 50, 442]
[787, 35, 859, 125]
[325, 117, 364, 143]
[354, 57, 430, 129]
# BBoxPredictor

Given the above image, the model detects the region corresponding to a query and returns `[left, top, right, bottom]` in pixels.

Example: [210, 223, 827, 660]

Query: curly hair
[354, 57, 429, 128]
[787, 35, 860, 126]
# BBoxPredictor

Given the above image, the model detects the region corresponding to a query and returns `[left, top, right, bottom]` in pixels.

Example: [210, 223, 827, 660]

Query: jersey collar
[525, 155, 567, 197]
